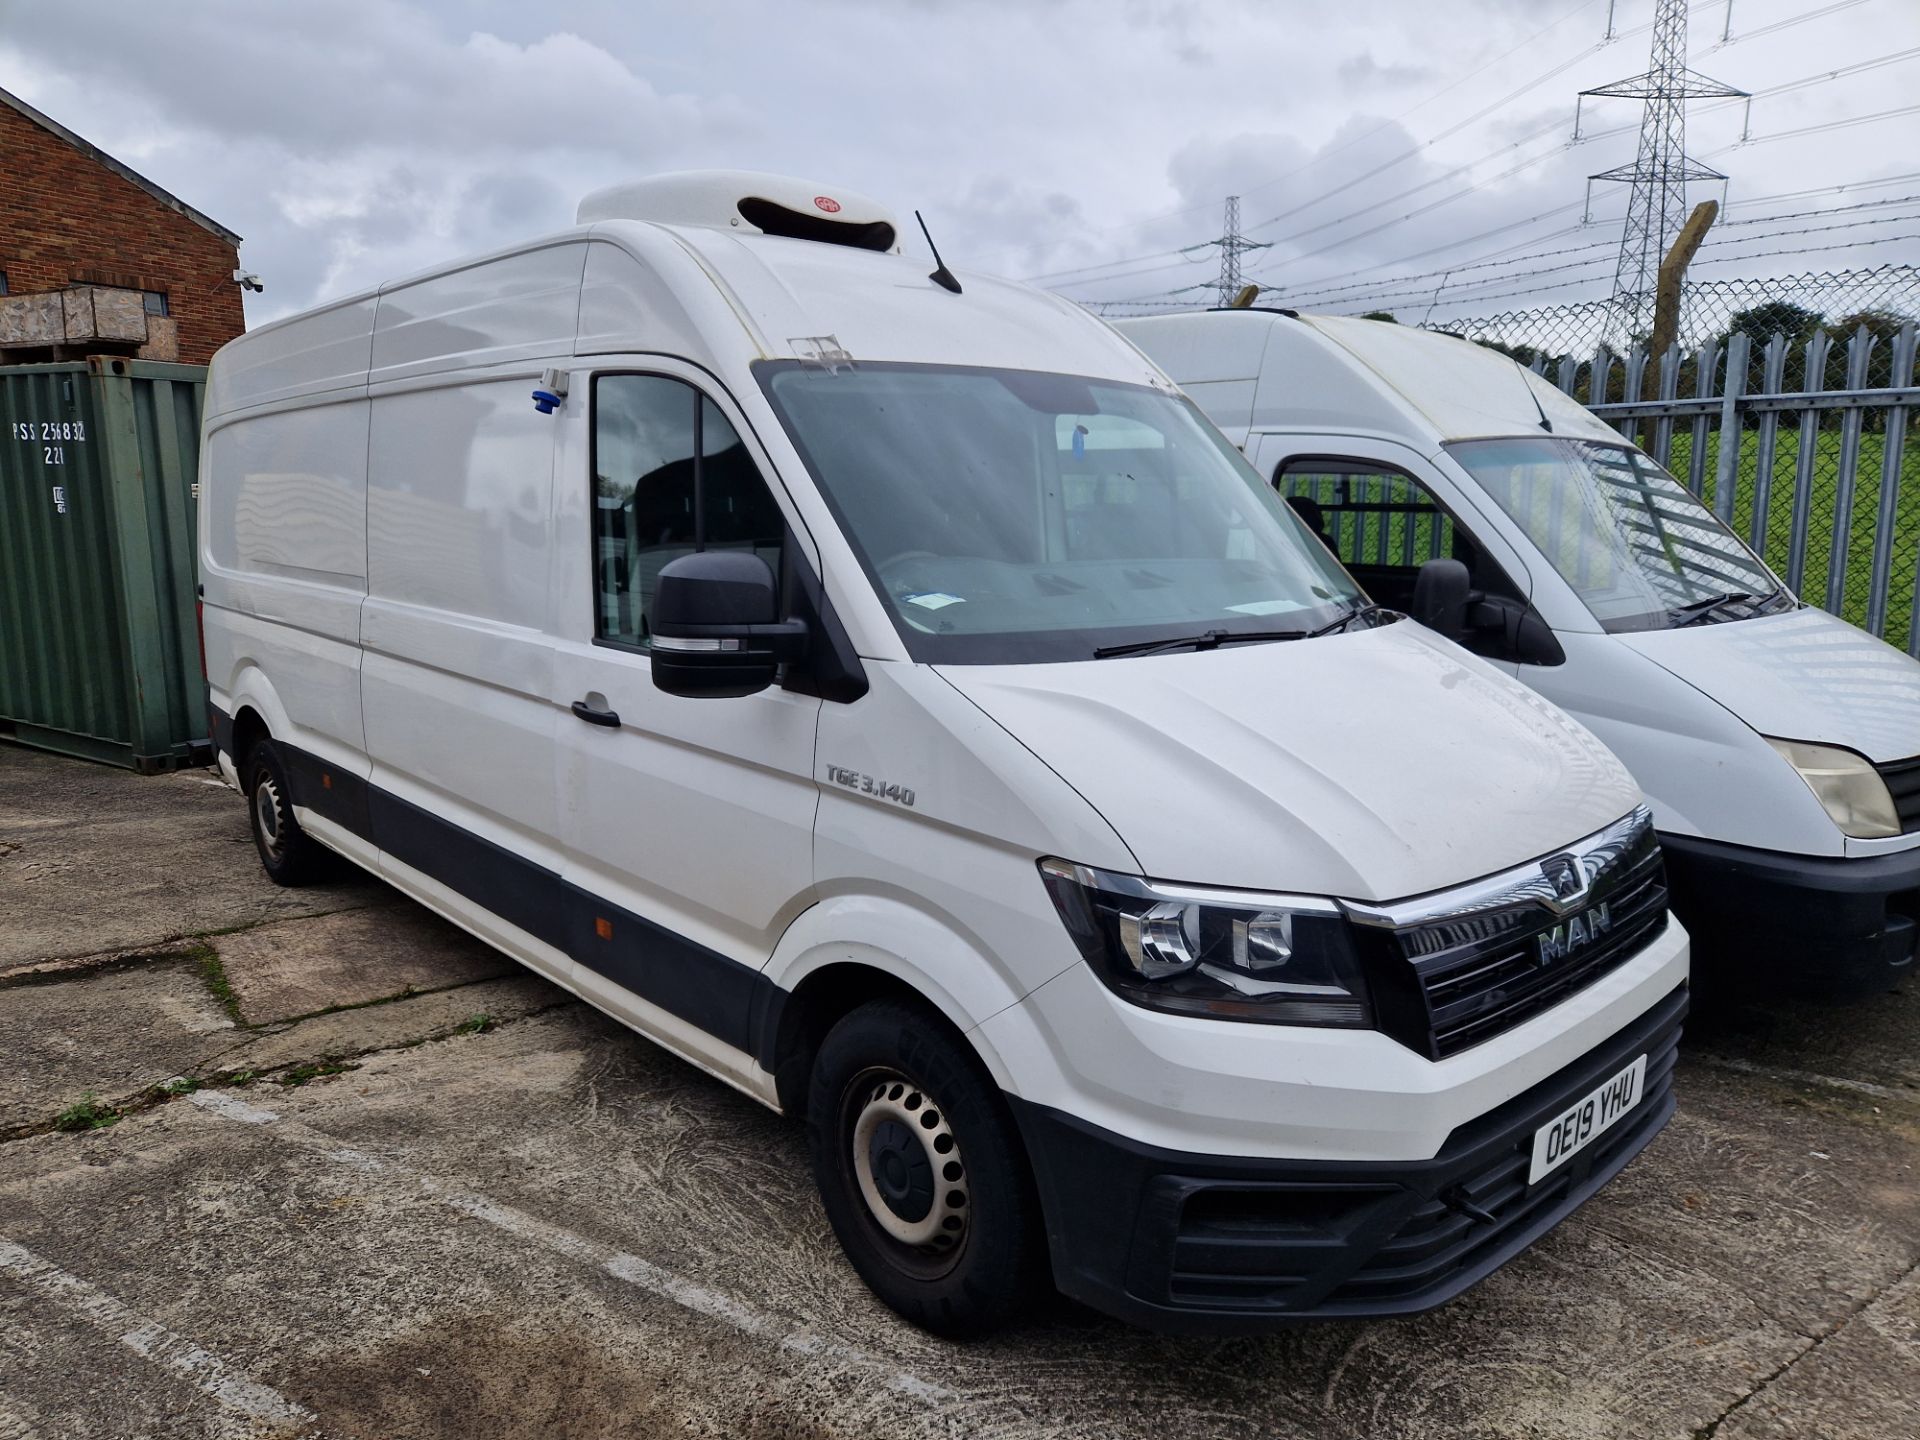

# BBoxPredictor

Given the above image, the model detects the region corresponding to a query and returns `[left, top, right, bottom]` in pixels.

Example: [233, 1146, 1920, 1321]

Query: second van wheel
[243, 739, 331, 887]
[806, 999, 1042, 1338]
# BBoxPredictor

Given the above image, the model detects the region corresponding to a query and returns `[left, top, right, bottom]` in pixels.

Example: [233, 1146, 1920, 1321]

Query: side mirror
[1412, 558, 1471, 640]
[650, 551, 808, 698]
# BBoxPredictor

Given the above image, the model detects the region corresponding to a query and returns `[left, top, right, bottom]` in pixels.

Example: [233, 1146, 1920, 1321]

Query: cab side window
[1274, 455, 1554, 663]
[1276, 461, 1456, 574]
[593, 376, 784, 647]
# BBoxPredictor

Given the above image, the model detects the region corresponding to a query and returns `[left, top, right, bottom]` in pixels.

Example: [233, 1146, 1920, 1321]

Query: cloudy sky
[2, 0, 1915, 329]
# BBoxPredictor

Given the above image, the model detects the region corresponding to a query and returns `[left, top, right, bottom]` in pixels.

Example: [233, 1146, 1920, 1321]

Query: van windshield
[757, 361, 1363, 663]
[1447, 437, 1788, 634]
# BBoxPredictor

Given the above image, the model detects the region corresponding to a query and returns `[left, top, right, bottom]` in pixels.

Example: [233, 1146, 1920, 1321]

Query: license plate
[1528, 1054, 1647, 1184]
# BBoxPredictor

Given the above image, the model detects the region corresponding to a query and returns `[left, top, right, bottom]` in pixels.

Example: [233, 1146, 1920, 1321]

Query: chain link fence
[1423, 265, 1920, 376]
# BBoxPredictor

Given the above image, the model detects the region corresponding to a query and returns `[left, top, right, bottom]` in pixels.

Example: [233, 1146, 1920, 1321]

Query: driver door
[1253, 436, 1543, 665]
[549, 363, 822, 1082]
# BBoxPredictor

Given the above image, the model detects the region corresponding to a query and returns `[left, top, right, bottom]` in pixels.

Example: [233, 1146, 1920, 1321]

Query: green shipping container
[0, 358, 208, 772]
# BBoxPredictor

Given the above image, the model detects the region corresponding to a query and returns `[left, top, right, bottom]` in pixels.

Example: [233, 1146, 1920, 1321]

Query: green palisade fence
[0, 358, 207, 771]
[1527, 322, 1920, 657]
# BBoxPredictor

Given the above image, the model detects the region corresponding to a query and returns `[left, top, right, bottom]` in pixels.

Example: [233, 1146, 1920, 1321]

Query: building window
[142, 290, 170, 317]
[0, 271, 9, 295]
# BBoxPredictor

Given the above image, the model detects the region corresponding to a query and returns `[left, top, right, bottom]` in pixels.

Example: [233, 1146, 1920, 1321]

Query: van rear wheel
[244, 739, 330, 887]
[806, 999, 1041, 1338]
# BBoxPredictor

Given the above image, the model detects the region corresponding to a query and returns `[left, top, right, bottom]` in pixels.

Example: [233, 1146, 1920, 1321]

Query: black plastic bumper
[1660, 832, 1920, 1000]
[1009, 984, 1687, 1334]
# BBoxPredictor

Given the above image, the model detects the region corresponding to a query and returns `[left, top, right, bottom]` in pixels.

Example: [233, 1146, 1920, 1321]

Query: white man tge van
[199, 172, 1687, 1336]
[1120, 309, 1920, 1001]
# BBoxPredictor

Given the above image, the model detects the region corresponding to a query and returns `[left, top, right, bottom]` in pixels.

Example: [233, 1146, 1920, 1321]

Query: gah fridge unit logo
[813, 195, 842, 213]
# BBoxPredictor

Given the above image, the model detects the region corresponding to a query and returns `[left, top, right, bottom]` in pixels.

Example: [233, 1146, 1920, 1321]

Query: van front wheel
[806, 999, 1041, 1338]
[244, 740, 329, 887]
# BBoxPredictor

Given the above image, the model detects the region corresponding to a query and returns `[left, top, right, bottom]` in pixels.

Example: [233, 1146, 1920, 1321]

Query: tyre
[807, 998, 1042, 1338]
[243, 739, 330, 887]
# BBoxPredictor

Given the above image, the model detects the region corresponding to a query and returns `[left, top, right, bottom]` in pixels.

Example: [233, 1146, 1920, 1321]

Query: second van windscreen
[759, 362, 1362, 663]
[1449, 437, 1786, 634]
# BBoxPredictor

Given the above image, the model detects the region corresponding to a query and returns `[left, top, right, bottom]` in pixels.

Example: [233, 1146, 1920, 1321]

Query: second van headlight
[1766, 737, 1901, 839]
[1039, 860, 1371, 1026]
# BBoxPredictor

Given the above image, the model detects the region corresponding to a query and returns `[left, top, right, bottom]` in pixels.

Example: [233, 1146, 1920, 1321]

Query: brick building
[0, 85, 247, 365]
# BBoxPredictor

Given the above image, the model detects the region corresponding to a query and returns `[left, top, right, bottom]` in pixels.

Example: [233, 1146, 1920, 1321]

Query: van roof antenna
[1513, 360, 1554, 433]
[915, 210, 963, 295]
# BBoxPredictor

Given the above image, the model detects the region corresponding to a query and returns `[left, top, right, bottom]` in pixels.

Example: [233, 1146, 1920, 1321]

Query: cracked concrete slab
[223, 972, 566, 1074]
[210, 903, 516, 1025]
[0, 958, 233, 1132]
[1716, 1262, 1920, 1439]
[0, 745, 388, 968]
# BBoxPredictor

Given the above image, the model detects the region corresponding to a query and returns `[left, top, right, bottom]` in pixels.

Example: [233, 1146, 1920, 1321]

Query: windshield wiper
[1093, 627, 1309, 660]
[1668, 588, 1781, 627]
[1310, 601, 1390, 637]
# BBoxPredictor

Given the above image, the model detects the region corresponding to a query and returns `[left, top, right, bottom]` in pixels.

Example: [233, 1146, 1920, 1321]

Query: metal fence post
[1624, 346, 1651, 438]
[1872, 322, 1915, 639]
[1826, 326, 1877, 615]
[1785, 328, 1832, 597]
[1749, 333, 1789, 557]
[1713, 332, 1749, 524]
[1652, 344, 1682, 467]
[1686, 339, 1720, 500]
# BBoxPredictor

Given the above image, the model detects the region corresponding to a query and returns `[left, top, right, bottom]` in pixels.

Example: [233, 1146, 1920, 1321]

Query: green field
[1661, 427, 1920, 649]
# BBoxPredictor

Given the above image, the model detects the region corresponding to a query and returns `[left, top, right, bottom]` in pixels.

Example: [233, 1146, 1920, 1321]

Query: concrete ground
[1, 742, 1915, 1440]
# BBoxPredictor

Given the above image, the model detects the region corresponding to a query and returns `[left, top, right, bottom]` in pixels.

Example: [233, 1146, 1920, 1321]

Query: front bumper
[1009, 983, 1687, 1333]
[1661, 832, 1920, 999]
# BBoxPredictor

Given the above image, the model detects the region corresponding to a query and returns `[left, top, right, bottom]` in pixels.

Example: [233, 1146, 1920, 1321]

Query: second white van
[199, 173, 1687, 1336]
[1119, 308, 1920, 1001]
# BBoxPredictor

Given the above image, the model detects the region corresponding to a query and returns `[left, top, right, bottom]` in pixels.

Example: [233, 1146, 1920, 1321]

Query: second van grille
[1876, 755, 1920, 833]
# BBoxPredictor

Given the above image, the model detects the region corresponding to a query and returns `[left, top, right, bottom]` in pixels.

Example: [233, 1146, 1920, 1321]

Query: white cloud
[0, 0, 1913, 326]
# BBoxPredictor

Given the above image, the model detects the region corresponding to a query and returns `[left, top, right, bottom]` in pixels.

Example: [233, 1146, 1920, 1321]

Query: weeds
[53, 1093, 119, 1132]
[188, 943, 245, 1026]
[456, 1013, 495, 1035]
[276, 1062, 356, 1088]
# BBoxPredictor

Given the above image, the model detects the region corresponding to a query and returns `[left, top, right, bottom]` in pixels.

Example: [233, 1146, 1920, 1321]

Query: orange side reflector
[595, 917, 613, 941]
[322, 773, 333, 790]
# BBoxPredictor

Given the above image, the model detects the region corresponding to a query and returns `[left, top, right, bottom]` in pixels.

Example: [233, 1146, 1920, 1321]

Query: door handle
[571, 699, 621, 728]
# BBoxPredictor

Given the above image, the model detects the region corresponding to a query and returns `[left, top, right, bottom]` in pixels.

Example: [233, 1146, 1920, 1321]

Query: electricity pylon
[1577, 0, 1748, 337]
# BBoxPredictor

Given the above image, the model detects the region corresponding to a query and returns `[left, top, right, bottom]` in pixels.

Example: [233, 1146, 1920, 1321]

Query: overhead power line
[1269, 209, 1920, 315]
[1712, 0, 1876, 47]
[1046, 0, 1903, 300]
[1260, 176, 1920, 310]
[1741, 102, 1920, 146]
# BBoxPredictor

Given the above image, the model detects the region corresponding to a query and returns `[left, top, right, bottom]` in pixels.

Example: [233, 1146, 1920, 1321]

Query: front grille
[1878, 756, 1920, 833]
[1355, 809, 1669, 1060]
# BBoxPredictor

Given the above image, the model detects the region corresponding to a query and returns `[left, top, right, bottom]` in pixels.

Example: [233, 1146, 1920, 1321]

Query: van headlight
[1039, 859, 1371, 1026]
[1766, 737, 1901, 839]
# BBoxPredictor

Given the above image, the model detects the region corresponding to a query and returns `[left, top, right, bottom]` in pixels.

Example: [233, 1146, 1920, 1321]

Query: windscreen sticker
[903, 592, 965, 611]
[1227, 599, 1295, 615]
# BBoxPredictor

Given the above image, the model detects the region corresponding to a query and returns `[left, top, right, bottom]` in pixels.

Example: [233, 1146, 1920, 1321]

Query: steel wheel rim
[253, 775, 285, 860]
[847, 1067, 969, 1257]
